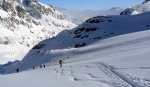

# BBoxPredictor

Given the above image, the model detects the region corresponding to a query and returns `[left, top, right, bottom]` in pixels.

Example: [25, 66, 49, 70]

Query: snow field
[1, 29, 150, 87]
[0, 63, 114, 87]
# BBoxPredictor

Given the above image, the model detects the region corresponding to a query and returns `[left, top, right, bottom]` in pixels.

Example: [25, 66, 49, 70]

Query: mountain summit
[120, 0, 150, 15]
[143, 0, 150, 3]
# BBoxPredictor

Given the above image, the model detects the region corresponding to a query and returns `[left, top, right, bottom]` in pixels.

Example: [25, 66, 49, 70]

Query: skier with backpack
[59, 60, 63, 67]
[16, 68, 19, 73]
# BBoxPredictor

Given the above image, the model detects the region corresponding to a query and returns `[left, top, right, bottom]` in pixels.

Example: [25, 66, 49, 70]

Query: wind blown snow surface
[0, 11, 150, 86]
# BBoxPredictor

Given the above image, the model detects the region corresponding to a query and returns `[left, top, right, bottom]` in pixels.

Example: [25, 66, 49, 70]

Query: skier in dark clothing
[33, 66, 35, 70]
[43, 65, 45, 68]
[59, 60, 63, 67]
[16, 68, 19, 73]
[40, 65, 42, 68]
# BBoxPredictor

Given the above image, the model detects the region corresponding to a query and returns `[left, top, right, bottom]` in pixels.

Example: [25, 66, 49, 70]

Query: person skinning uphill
[43, 65, 45, 68]
[40, 65, 42, 68]
[16, 68, 19, 73]
[33, 66, 35, 70]
[59, 60, 63, 67]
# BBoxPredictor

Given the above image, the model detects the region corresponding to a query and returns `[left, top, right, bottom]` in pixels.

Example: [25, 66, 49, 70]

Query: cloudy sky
[37, 0, 144, 10]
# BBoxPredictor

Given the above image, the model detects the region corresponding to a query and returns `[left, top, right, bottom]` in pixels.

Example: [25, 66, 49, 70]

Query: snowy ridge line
[95, 62, 147, 87]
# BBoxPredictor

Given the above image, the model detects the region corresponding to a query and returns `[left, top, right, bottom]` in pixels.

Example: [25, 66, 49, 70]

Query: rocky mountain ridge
[0, 0, 75, 64]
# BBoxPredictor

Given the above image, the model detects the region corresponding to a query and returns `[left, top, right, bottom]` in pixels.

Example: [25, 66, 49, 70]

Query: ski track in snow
[1, 60, 150, 87]
[49, 62, 150, 87]
[95, 62, 150, 87]
[48, 64, 113, 87]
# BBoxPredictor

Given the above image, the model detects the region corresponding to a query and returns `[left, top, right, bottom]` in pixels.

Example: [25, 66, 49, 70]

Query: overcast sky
[37, 0, 144, 10]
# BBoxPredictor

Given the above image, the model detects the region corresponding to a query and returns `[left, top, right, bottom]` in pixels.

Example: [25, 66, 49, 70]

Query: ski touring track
[95, 62, 150, 87]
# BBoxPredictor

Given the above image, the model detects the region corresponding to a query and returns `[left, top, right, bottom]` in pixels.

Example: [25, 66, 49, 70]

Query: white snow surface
[3, 11, 150, 73]
[0, 10, 9, 18]
[1, 1, 150, 86]
[0, 29, 150, 87]
[0, 11, 150, 87]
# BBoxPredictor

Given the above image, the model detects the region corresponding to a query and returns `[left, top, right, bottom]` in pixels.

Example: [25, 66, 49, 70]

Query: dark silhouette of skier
[59, 60, 63, 67]
[40, 65, 42, 68]
[43, 65, 45, 68]
[16, 68, 19, 73]
[33, 66, 35, 70]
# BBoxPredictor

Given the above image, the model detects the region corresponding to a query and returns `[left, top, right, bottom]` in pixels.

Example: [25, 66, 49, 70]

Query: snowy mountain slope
[0, 63, 114, 87]
[120, 0, 150, 15]
[1, 1, 150, 86]
[0, 28, 150, 87]
[56, 7, 124, 25]
[3, 11, 150, 74]
[0, 60, 20, 74]
[0, 0, 75, 64]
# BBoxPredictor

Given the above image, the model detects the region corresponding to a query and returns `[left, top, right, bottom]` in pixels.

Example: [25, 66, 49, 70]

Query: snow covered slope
[0, 11, 150, 87]
[0, 0, 75, 64]
[1, 1, 150, 86]
[0, 63, 115, 87]
[2, 11, 149, 74]
[57, 7, 124, 25]
[120, 0, 150, 15]
[1, 25, 150, 87]
[0, 60, 20, 74]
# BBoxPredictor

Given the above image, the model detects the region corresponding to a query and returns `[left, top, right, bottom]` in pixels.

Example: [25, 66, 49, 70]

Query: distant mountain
[143, 0, 150, 3]
[3, 11, 150, 74]
[0, 0, 75, 64]
[120, 0, 150, 15]
[108, 7, 123, 11]
[56, 7, 124, 25]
